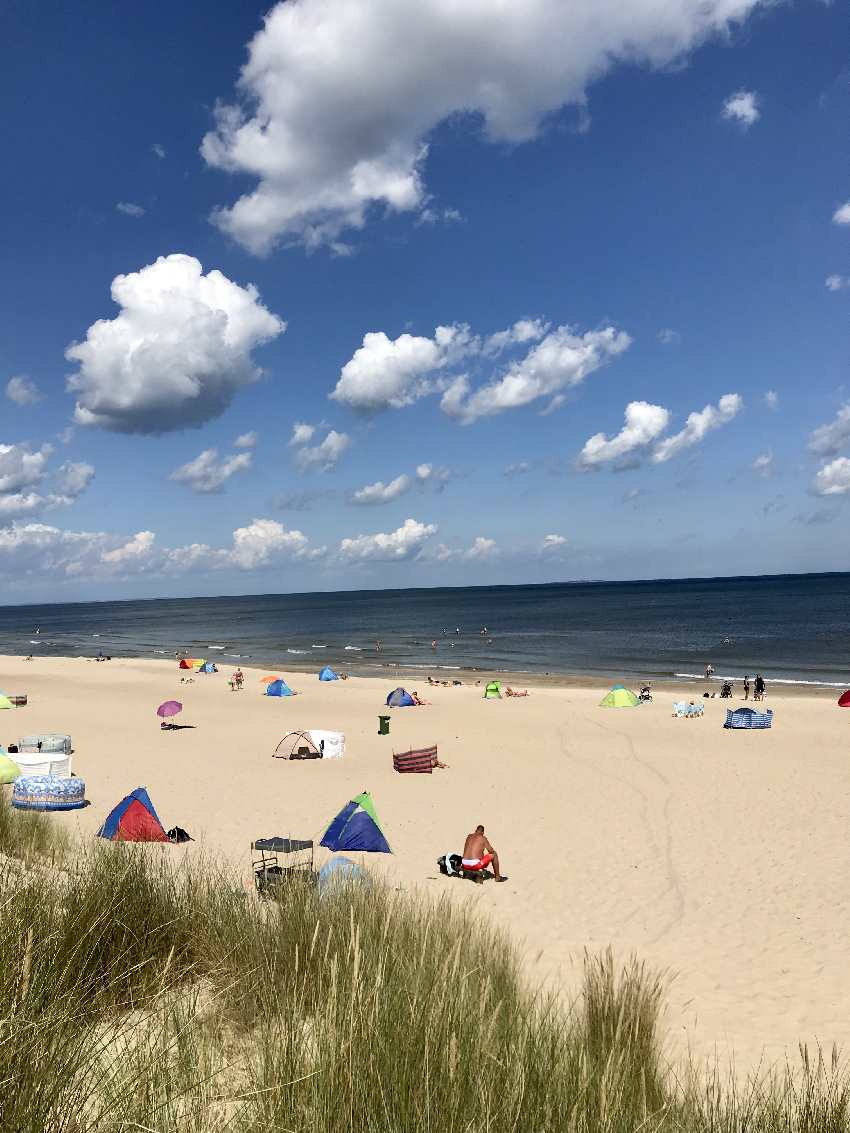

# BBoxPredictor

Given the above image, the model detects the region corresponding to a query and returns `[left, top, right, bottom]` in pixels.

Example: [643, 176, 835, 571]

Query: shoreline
[5, 647, 844, 697]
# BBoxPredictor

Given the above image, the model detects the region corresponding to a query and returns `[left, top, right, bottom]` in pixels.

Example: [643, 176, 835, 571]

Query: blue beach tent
[386, 687, 415, 707]
[318, 856, 367, 892]
[319, 666, 339, 681]
[265, 678, 294, 697]
[320, 791, 391, 854]
[199, 662, 218, 674]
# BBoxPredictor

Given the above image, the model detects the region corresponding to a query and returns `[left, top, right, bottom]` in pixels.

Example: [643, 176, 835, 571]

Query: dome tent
[386, 687, 415, 708]
[320, 791, 391, 854]
[483, 681, 502, 699]
[599, 685, 640, 708]
[266, 679, 294, 697]
[0, 754, 20, 783]
[98, 787, 169, 842]
[319, 666, 339, 681]
[839, 690, 850, 707]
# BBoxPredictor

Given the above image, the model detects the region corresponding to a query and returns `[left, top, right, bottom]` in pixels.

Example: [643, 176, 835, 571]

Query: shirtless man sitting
[462, 824, 507, 882]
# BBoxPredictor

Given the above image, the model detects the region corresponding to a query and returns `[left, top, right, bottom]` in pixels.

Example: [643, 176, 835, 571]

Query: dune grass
[0, 808, 848, 1131]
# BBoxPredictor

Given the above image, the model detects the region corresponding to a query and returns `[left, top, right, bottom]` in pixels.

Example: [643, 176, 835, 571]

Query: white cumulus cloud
[441, 326, 630, 423]
[751, 452, 773, 476]
[339, 517, 437, 561]
[652, 393, 743, 463]
[55, 461, 95, 498]
[464, 536, 498, 560]
[721, 90, 760, 128]
[579, 400, 670, 468]
[809, 404, 850, 457]
[833, 202, 850, 226]
[228, 517, 316, 568]
[331, 324, 472, 411]
[6, 375, 43, 406]
[170, 448, 252, 494]
[202, 0, 765, 253]
[826, 274, 849, 291]
[293, 429, 351, 472]
[289, 422, 316, 446]
[234, 430, 258, 448]
[65, 254, 285, 434]
[482, 318, 549, 356]
[350, 473, 411, 505]
[541, 533, 567, 551]
[0, 447, 94, 518]
[813, 457, 850, 497]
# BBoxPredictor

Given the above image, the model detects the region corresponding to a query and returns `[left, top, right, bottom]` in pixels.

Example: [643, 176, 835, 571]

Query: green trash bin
[378, 715, 390, 736]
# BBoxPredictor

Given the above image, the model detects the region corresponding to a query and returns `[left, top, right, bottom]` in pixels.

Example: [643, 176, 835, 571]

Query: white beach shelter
[309, 730, 345, 759]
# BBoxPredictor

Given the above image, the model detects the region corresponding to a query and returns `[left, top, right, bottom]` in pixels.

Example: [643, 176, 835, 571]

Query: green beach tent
[599, 684, 640, 708]
[483, 681, 502, 699]
[0, 755, 20, 784]
[0, 694, 13, 710]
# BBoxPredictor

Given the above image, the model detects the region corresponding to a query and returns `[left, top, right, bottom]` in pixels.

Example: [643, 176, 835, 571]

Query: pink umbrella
[157, 700, 183, 719]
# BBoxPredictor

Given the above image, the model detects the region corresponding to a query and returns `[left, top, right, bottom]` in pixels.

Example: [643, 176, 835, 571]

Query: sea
[1, 573, 849, 688]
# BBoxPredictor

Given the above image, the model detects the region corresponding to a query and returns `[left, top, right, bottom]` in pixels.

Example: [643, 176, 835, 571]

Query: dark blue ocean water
[1, 574, 849, 686]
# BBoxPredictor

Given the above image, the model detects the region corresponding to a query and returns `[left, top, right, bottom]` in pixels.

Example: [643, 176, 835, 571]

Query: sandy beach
[1, 652, 847, 1070]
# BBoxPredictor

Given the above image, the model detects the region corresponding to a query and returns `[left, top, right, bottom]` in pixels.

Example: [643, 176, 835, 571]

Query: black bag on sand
[437, 853, 463, 876]
[167, 826, 193, 844]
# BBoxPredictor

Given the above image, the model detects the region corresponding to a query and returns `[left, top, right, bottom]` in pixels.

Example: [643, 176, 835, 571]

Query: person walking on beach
[743, 674, 750, 700]
[705, 663, 715, 680]
[462, 824, 507, 882]
[754, 674, 766, 701]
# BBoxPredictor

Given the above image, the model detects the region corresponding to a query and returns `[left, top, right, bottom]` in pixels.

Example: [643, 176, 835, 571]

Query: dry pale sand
[1, 653, 848, 1070]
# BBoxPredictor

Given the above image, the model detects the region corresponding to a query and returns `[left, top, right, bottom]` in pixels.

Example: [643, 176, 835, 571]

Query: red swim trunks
[461, 854, 494, 871]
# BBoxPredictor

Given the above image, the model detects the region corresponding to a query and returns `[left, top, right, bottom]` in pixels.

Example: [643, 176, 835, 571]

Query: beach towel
[724, 707, 773, 729]
[393, 745, 438, 773]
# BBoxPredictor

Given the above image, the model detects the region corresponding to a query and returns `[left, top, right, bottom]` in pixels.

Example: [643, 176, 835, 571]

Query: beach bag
[437, 852, 463, 876]
[167, 826, 193, 844]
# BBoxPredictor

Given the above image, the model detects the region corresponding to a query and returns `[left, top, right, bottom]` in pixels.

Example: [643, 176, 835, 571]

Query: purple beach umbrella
[157, 700, 183, 719]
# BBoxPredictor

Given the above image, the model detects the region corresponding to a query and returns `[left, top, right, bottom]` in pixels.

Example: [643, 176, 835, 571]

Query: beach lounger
[393, 745, 439, 773]
[13, 751, 72, 777]
[672, 701, 687, 718]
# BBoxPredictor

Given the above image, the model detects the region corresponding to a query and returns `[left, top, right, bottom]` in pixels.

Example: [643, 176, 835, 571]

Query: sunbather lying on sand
[505, 687, 528, 697]
[462, 824, 507, 882]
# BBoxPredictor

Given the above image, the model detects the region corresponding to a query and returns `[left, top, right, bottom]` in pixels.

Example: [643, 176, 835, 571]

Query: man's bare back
[462, 824, 506, 881]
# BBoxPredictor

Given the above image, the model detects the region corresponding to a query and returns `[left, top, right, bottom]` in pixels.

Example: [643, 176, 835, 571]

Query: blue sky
[0, 0, 847, 602]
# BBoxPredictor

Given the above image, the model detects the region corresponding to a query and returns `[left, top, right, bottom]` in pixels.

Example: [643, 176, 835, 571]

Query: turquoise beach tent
[199, 661, 217, 674]
[266, 678, 294, 697]
[319, 666, 339, 681]
[320, 791, 391, 854]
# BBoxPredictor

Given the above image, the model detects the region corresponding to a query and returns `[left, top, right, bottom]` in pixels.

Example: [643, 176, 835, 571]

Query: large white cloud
[338, 517, 437, 561]
[809, 404, 850, 458]
[65, 254, 285, 434]
[813, 457, 850, 497]
[350, 474, 411, 506]
[652, 393, 742, 463]
[332, 320, 629, 421]
[170, 448, 252, 493]
[579, 401, 670, 468]
[202, 0, 765, 254]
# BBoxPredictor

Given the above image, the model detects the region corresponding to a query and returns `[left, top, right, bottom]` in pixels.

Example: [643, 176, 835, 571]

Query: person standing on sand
[743, 674, 750, 700]
[462, 824, 507, 882]
[705, 663, 714, 680]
